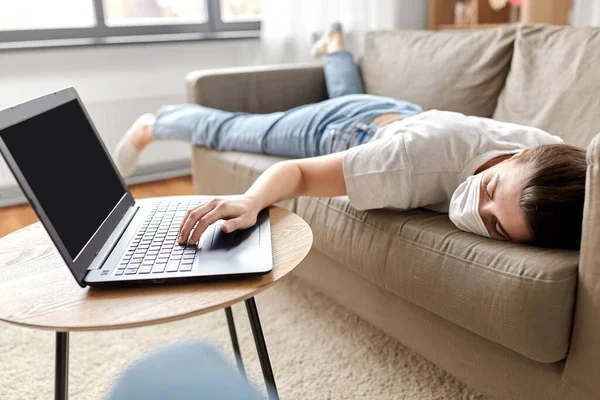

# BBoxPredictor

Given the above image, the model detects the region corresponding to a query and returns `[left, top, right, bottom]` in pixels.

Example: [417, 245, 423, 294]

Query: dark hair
[515, 144, 587, 249]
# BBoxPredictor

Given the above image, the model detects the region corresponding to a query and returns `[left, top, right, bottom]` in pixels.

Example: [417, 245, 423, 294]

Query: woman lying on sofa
[113, 24, 587, 250]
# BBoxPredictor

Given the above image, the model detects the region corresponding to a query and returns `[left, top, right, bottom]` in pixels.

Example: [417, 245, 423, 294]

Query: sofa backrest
[360, 26, 516, 118]
[493, 24, 600, 148]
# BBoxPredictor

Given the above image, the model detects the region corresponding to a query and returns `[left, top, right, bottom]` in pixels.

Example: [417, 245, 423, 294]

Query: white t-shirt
[342, 110, 564, 213]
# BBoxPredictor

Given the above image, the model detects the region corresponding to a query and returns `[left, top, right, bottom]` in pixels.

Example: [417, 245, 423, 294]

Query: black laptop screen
[0, 99, 127, 259]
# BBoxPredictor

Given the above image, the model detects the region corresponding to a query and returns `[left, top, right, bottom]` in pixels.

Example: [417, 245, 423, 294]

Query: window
[220, 0, 261, 22]
[103, 0, 208, 26]
[0, 0, 261, 48]
[0, 0, 96, 30]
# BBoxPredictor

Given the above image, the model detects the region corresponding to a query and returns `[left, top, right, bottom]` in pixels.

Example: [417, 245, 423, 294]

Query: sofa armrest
[185, 63, 328, 113]
[562, 132, 600, 397]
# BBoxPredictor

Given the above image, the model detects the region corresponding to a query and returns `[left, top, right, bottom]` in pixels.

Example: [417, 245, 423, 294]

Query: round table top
[0, 197, 313, 332]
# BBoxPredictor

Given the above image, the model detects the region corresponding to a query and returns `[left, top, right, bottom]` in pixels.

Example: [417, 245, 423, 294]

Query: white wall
[572, 0, 600, 26]
[394, 0, 428, 30]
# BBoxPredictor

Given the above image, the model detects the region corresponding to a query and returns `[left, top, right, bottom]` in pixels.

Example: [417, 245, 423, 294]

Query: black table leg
[224, 306, 246, 378]
[245, 297, 279, 400]
[55, 332, 69, 400]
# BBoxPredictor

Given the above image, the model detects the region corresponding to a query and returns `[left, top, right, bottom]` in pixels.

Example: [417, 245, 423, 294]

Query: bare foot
[325, 30, 345, 54]
[311, 22, 344, 58]
[112, 113, 156, 178]
[130, 113, 156, 150]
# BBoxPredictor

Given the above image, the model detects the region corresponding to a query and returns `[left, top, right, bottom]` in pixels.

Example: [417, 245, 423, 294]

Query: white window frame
[0, 0, 260, 50]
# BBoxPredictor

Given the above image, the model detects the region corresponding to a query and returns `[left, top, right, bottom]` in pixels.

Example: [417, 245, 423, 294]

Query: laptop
[0, 87, 272, 288]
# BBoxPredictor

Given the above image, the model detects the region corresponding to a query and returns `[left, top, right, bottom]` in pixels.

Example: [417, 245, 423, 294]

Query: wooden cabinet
[428, 0, 571, 30]
[520, 0, 571, 25]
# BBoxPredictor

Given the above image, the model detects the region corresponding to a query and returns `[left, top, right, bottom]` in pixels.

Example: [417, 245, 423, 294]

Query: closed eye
[488, 176, 507, 240]
[486, 175, 499, 200]
[492, 219, 505, 239]
[485, 181, 493, 199]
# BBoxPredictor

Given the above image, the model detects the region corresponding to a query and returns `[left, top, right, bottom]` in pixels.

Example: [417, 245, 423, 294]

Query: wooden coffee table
[0, 199, 313, 400]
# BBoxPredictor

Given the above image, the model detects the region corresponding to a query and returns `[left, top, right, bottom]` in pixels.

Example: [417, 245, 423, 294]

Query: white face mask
[449, 174, 490, 238]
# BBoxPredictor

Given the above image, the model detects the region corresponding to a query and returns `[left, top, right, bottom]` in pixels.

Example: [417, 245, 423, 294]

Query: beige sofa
[185, 24, 600, 400]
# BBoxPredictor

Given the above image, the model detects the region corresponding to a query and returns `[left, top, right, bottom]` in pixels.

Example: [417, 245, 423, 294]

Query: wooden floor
[0, 176, 195, 239]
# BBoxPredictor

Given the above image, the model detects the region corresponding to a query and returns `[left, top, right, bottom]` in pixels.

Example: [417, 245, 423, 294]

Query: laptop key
[139, 265, 152, 274]
[125, 268, 138, 275]
[166, 261, 180, 272]
[179, 263, 193, 272]
[151, 264, 166, 273]
[114, 269, 125, 276]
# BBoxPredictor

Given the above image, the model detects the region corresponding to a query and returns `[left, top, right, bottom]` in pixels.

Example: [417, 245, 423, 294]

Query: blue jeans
[153, 51, 423, 158]
[107, 342, 264, 400]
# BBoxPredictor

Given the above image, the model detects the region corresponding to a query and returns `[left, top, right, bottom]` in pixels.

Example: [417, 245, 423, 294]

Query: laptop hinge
[86, 205, 139, 271]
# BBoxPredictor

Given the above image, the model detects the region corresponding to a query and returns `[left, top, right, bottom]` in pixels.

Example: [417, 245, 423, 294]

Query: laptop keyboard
[115, 199, 205, 276]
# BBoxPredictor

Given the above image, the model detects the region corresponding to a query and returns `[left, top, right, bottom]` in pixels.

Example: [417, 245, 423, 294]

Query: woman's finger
[178, 200, 218, 244]
[178, 208, 194, 236]
[187, 203, 232, 245]
[222, 216, 247, 233]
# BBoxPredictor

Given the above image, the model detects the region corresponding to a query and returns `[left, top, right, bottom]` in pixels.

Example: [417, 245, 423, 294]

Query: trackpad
[210, 222, 260, 250]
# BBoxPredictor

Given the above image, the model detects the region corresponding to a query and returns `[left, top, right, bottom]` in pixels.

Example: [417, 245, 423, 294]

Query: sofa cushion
[360, 26, 516, 117]
[192, 147, 579, 363]
[493, 24, 600, 148]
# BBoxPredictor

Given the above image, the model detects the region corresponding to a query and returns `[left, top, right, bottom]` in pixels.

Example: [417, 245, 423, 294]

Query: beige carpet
[0, 275, 486, 399]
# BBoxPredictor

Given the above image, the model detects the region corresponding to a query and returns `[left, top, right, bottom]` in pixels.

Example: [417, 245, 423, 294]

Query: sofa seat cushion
[493, 24, 600, 148]
[192, 147, 579, 363]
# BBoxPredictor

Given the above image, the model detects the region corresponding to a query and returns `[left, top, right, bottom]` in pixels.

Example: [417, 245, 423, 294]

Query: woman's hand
[178, 196, 261, 245]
